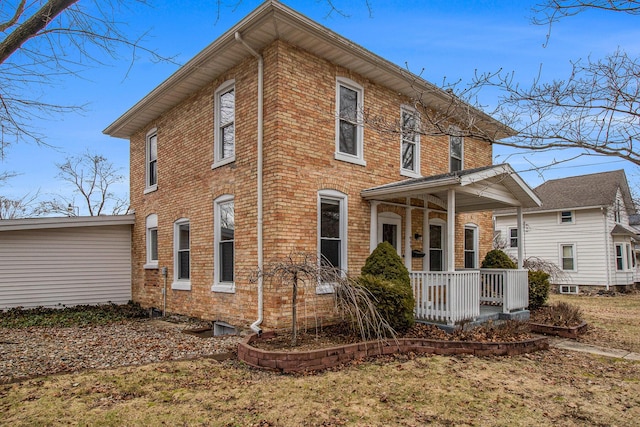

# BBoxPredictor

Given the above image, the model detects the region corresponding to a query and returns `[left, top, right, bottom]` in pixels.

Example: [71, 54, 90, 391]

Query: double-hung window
[400, 106, 420, 177]
[172, 219, 190, 290]
[145, 214, 158, 269]
[213, 80, 235, 168]
[335, 78, 365, 166]
[213, 195, 235, 293]
[561, 244, 576, 271]
[449, 129, 463, 172]
[145, 129, 158, 192]
[318, 190, 348, 291]
[464, 225, 477, 269]
[509, 228, 518, 248]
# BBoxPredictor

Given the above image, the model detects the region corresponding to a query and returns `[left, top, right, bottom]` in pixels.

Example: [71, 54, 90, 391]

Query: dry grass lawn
[1, 292, 639, 426]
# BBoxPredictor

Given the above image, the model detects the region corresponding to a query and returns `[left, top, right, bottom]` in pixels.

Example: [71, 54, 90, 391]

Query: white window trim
[335, 77, 366, 166]
[449, 127, 464, 172]
[400, 105, 421, 178]
[508, 227, 518, 248]
[212, 194, 235, 293]
[145, 128, 158, 193]
[317, 189, 348, 294]
[464, 223, 478, 269]
[614, 242, 632, 271]
[559, 210, 575, 224]
[144, 214, 159, 269]
[172, 218, 191, 290]
[212, 79, 236, 169]
[560, 243, 577, 272]
[377, 211, 402, 255]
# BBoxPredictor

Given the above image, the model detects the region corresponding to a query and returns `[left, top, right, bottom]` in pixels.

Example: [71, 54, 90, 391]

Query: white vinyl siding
[0, 225, 132, 310]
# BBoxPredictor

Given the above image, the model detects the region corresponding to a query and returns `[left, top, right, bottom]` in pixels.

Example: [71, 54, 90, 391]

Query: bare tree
[38, 151, 127, 216]
[0, 0, 170, 153]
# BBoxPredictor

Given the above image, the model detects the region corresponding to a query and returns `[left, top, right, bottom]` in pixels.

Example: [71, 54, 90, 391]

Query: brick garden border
[237, 332, 549, 373]
[528, 321, 588, 339]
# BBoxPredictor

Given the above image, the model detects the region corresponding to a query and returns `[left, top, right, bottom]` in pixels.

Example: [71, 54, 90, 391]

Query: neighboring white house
[494, 170, 638, 292]
[0, 215, 135, 309]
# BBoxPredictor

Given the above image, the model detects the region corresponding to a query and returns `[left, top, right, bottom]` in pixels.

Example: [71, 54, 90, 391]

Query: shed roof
[103, 0, 511, 140]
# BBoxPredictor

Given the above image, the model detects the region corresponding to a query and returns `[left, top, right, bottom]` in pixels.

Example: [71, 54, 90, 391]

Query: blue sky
[2, 0, 639, 212]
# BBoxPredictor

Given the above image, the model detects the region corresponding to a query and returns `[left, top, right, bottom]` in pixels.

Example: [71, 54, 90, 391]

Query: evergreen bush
[528, 270, 550, 310]
[361, 241, 410, 287]
[481, 249, 517, 269]
[357, 274, 415, 333]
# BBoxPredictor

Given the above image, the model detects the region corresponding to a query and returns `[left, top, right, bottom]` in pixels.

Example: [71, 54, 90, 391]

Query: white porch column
[516, 206, 524, 269]
[404, 198, 412, 271]
[423, 205, 430, 271]
[369, 201, 380, 253]
[447, 189, 456, 272]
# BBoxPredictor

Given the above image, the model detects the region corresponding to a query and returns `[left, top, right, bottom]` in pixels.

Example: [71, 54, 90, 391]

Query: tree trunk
[291, 272, 298, 347]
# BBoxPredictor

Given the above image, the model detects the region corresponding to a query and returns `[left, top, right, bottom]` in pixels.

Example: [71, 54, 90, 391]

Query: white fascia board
[0, 215, 135, 232]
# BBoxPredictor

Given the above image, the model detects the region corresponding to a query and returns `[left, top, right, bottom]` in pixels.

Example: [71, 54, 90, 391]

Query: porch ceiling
[361, 164, 541, 213]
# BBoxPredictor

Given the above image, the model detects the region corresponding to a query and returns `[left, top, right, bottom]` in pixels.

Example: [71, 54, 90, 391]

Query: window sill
[211, 283, 235, 294]
[144, 185, 158, 195]
[334, 152, 366, 166]
[316, 283, 335, 295]
[212, 156, 235, 170]
[400, 169, 421, 179]
[171, 281, 191, 291]
[144, 263, 159, 270]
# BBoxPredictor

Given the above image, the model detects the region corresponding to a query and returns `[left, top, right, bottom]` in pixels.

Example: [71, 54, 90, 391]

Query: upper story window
[145, 129, 158, 192]
[335, 78, 365, 166]
[213, 195, 235, 293]
[509, 227, 518, 248]
[318, 189, 348, 292]
[213, 80, 235, 168]
[400, 106, 420, 177]
[145, 214, 158, 269]
[172, 218, 190, 290]
[560, 211, 574, 224]
[449, 129, 463, 172]
[614, 199, 622, 223]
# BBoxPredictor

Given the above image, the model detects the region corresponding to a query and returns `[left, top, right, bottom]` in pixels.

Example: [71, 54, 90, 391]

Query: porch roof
[361, 164, 541, 213]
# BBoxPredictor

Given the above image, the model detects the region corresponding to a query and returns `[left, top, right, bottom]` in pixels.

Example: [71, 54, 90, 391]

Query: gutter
[235, 32, 264, 334]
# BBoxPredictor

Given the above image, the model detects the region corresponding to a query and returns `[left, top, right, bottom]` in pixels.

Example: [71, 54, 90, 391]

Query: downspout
[236, 32, 264, 334]
[603, 206, 611, 290]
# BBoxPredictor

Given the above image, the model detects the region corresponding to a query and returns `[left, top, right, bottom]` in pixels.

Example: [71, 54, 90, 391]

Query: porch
[361, 164, 542, 326]
[410, 268, 529, 325]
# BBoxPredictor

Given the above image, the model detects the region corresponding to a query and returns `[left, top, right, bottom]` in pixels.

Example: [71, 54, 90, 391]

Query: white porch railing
[410, 269, 529, 324]
[480, 269, 528, 313]
[411, 271, 480, 325]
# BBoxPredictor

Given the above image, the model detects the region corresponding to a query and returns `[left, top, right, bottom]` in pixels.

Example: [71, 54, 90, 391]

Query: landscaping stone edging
[237, 332, 549, 373]
[528, 321, 588, 339]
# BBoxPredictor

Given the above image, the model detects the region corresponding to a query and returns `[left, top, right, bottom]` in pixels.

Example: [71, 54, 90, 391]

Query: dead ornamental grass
[1, 293, 639, 426]
[550, 292, 640, 353]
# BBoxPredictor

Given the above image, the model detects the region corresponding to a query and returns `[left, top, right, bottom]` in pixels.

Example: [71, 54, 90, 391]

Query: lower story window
[213, 195, 235, 293]
[172, 218, 191, 290]
[561, 244, 575, 271]
[318, 190, 348, 289]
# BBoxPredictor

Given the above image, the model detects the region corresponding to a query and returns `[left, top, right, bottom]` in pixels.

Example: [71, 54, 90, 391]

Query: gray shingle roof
[496, 169, 635, 215]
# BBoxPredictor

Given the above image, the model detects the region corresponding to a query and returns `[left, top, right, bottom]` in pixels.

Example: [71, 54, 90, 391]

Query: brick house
[104, 1, 540, 331]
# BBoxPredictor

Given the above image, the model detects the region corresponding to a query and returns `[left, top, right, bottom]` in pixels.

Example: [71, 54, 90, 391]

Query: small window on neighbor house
[213, 195, 235, 292]
[561, 244, 575, 271]
[616, 244, 624, 271]
[335, 78, 365, 165]
[449, 131, 463, 172]
[509, 228, 518, 248]
[627, 244, 633, 270]
[145, 214, 158, 268]
[172, 219, 190, 290]
[464, 225, 477, 269]
[560, 211, 574, 223]
[213, 80, 235, 167]
[614, 200, 622, 223]
[146, 130, 158, 191]
[400, 106, 420, 177]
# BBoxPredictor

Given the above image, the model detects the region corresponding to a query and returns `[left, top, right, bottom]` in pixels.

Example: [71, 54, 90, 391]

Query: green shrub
[481, 249, 517, 269]
[361, 241, 410, 287]
[357, 274, 415, 333]
[528, 270, 550, 310]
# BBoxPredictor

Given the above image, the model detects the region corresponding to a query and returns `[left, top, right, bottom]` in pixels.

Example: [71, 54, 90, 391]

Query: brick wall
[128, 39, 495, 330]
